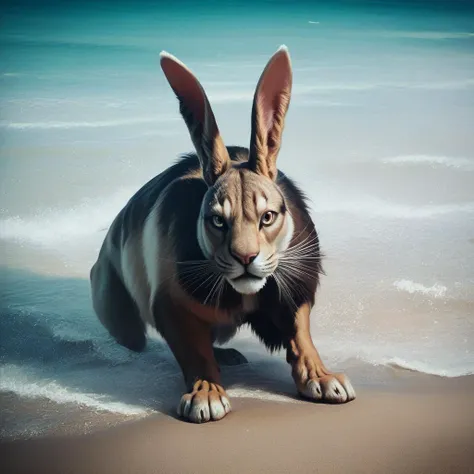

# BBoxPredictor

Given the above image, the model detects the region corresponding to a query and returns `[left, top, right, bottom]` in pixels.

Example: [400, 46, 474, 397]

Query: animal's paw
[299, 373, 356, 403]
[177, 380, 231, 423]
[292, 356, 356, 404]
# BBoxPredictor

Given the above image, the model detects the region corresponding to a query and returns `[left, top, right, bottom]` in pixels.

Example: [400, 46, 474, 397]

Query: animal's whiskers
[269, 227, 323, 310]
[176, 259, 213, 265]
[173, 259, 220, 295]
[273, 267, 309, 309]
[176, 260, 227, 308]
[215, 277, 226, 309]
[279, 266, 319, 281]
[204, 275, 225, 306]
[188, 272, 218, 297]
[284, 240, 320, 258]
[179, 272, 213, 294]
[273, 271, 297, 310]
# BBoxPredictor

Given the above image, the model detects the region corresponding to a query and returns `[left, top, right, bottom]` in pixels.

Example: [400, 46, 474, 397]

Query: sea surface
[1, 0, 474, 438]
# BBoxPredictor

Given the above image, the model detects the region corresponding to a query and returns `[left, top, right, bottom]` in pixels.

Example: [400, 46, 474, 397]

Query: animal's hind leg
[90, 258, 146, 352]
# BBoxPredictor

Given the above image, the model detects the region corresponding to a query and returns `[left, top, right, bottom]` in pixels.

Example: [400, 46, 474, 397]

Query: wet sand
[1, 374, 473, 474]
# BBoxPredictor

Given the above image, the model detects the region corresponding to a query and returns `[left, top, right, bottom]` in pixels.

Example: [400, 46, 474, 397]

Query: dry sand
[1, 373, 474, 474]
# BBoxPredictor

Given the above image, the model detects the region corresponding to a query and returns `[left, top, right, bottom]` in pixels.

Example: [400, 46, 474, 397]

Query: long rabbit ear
[160, 51, 230, 185]
[248, 45, 292, 181]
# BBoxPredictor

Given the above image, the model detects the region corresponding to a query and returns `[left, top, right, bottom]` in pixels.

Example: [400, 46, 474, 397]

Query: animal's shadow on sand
[1, 266, 305, 422]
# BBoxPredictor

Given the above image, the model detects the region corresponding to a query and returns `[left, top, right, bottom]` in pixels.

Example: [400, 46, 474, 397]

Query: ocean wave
[2, 72, 27, 77]
[0, 116, 179, 130]
[0, 189, 135, 246]
[207, 91, 254, 103]
[314, 198, 474, 218]
[0, 365, 149, 416]
[378, 357, 474, 377]
[1, 97, 141, 107]
[377, 31, 474, 40]
[382, 154, 474, 170]
[292, 98, 353, 107]
[393, 279, 447, 298]
[293, 79, 474, 94]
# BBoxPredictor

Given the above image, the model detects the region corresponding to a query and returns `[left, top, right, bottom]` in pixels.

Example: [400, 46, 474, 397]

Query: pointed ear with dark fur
[160, 51, 230, 186]
[247, 45, 292, 181]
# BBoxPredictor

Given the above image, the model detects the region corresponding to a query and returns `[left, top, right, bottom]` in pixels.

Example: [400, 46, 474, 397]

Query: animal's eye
[211, 215, 225, 229]
[261, 211, 276, 227]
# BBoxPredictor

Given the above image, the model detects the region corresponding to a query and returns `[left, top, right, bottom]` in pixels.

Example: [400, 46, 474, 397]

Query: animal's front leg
[157, 298, 231, 423]
[286, 303, 356, 403]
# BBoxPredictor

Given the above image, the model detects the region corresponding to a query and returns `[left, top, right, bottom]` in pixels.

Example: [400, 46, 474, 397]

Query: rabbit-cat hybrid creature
[90, 45, 355, 423]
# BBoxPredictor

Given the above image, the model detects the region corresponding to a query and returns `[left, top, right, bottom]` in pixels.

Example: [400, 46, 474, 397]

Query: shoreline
[2, 372, 474, 474]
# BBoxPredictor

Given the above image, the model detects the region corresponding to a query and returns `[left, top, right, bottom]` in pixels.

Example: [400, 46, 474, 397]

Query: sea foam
[1, 116, 178, 130]
[314, 198, 474, 219]
[393, 279, 448, 298]
[0, 189, 136, 247]
[0, 365, 150, 416]
[378, 357, 474, 377]
[382, 154, 474, 170]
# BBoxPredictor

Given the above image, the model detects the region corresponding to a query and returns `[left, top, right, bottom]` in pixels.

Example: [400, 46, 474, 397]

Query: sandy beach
[2, 371, 473, 474]
[2, 1, 474, 473]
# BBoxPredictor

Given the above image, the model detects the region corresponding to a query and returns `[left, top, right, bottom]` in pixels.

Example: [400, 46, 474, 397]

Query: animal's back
[89, 152, 202, 340]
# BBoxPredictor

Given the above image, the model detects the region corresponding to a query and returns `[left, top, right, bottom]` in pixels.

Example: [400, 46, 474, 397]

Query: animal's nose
[231, 251, 259, 266]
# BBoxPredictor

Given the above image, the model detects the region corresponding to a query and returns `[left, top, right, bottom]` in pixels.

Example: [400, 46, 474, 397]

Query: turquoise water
[1, 0, 473, 437]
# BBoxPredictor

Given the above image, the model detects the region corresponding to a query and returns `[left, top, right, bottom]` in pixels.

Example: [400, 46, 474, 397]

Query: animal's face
[160, 45, 295, 295]
[197, 166, 294, 295]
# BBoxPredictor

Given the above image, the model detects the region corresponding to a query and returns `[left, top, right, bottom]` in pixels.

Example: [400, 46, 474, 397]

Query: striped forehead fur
[256, 195, 267, 214]
[222, 199, 232, 220]
[211, 167, 283, 222]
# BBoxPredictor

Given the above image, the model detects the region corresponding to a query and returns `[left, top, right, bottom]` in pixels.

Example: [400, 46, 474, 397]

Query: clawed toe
[177, 380, 231, 423]
[320, 375, 348, 403]
[300, 373, 356, 404]
[301, 379, 323, 400]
